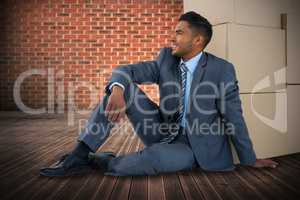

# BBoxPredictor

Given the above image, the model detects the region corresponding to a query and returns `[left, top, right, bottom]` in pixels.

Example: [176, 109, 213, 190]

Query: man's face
[171, 21, 196, 57]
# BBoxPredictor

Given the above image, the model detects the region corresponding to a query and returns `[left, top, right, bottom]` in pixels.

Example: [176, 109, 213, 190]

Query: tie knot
[180, 62, 188, 73]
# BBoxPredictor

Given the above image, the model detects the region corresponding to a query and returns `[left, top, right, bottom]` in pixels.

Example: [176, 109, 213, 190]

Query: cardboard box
[231, 92, 288, 163]
[229, 24, 286, 93]
[206, 23, 286, 93]
[235, 0, 291, 28]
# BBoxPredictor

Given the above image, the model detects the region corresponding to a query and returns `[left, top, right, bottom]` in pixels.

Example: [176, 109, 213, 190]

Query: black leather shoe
[88, 151, 116, 170]
[40, 153, 92, 177]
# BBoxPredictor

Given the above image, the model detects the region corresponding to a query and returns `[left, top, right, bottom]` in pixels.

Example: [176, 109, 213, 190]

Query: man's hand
[105, 85, 126, 123]
[252, 158, 279, 168]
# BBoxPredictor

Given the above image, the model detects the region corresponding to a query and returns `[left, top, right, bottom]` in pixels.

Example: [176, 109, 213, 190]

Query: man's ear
[194, 34, 205, 47]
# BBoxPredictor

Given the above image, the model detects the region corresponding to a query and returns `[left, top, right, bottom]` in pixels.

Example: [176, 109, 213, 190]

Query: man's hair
[179, 11, 213, 48]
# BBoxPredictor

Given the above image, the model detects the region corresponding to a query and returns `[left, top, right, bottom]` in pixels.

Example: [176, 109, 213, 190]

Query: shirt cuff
[109, 82, 125, 92]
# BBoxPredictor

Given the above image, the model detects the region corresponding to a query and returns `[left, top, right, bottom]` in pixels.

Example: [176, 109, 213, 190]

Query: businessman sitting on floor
[40, 11, 278, 177]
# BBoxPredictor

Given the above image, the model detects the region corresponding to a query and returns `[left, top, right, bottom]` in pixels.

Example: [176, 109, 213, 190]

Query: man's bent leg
[77, 94, 113, 152]
[78, 82, 163, 152]
[41, 83, 163, 177]
[123, 83, 163, 146]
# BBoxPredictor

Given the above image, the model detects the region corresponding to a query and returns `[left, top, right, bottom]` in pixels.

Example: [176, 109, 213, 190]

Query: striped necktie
[160, 62, 188, 144]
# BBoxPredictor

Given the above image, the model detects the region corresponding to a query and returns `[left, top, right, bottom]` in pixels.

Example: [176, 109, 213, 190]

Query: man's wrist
[109, 82, 125, 92]
[112, 85, 124, 93]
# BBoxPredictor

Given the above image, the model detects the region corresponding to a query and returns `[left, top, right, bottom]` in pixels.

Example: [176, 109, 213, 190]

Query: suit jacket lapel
[172, 58, 181, 84]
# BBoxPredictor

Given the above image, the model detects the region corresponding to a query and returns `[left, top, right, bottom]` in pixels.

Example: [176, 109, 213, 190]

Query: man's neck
[181, 50, 203, 62]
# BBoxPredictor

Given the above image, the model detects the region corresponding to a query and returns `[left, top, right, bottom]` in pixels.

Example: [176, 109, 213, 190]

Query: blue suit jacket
[106, 47, 257, 171]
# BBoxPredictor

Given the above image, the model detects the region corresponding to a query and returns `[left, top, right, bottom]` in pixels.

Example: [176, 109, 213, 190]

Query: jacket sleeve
[105, 48, 166, 94]
[218, 62, 257, 166]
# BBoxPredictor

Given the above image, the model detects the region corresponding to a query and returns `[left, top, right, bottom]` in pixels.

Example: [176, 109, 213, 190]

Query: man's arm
[104, 48, 167, 123]
[218, 63, 278, 168]
[219, 63, 257, 165]
[105, 48, 167, 94]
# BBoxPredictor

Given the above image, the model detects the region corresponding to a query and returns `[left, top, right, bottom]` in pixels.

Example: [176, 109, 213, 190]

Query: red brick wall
[0, 0, 183, 112]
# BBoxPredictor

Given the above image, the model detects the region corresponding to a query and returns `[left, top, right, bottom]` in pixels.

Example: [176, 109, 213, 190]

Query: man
[40, 11, 278, 177]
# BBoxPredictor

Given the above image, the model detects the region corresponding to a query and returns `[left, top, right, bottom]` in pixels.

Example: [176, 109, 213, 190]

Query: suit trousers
[78, 83, 196, 176]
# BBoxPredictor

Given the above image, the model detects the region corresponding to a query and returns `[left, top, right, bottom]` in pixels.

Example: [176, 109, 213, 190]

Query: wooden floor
[0, 112, 300, 200]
